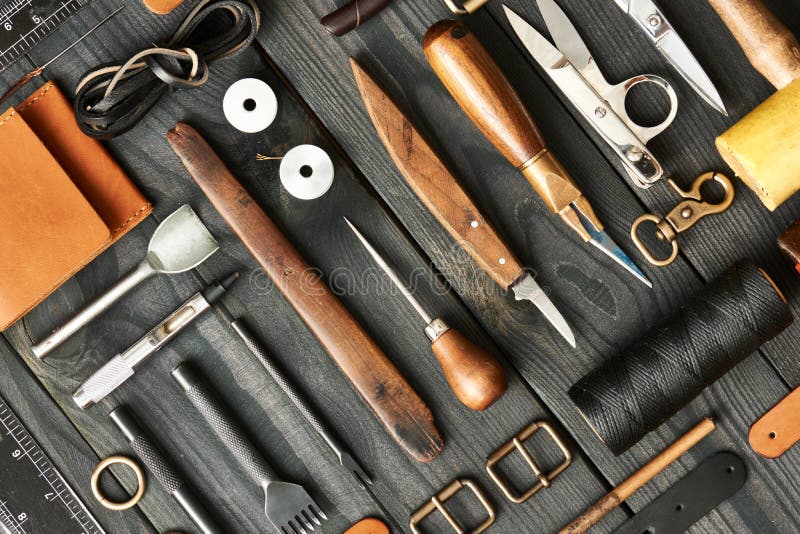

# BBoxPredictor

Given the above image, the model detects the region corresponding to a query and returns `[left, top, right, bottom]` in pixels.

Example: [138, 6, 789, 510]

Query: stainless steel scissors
[504, 0, 678, 189]
[612, 0, 726, 115]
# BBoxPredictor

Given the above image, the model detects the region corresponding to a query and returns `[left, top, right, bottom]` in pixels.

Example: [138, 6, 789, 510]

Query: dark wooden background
[2, 0, 800, 532]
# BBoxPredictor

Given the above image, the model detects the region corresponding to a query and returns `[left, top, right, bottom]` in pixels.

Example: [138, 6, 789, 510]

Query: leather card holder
[0, 81, 152, 330]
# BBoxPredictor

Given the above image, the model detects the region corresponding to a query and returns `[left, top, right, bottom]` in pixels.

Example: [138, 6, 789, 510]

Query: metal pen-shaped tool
[109, 406, 221, 534]
[227, 317, 372, 487]
[344, 218, 508, 410]
[612, 0, 727, 115]
[73, 273, 238, 409]
[34, 205, 219, 359]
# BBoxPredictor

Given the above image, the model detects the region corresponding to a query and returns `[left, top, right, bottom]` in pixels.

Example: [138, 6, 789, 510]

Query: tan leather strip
[750, 387, 800, 458]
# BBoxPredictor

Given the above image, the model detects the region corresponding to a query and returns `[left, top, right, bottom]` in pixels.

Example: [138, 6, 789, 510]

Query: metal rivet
[681, 207, 693, 219]
[595, 106, 607, 118]
[626, 147, 644, 162]
[471, 220, 479, 228]
[499, 258, 506, 265]
[648, 14, 662, 27]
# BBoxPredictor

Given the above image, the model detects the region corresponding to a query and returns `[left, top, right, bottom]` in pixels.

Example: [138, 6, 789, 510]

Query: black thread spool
[569, 262, 793, 455]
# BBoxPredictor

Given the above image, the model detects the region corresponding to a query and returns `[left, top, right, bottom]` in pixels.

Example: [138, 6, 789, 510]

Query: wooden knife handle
[708, 0, 800, 89]
[320, 0, 393, 36]
[423, 20, 588, 236]
[423, 20, 546, 168]
[167, 123, 443, 463]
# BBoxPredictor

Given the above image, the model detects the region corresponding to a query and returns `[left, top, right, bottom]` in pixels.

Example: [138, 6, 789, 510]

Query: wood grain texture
[423, 19, 546, 168]
[167, 121, 443, 463]
[351, 57, 526, 289]
[1, 0, 800, 532]
[707, 0, 800, 89]
[0, 1, 627, 532]
[429, 327, 508, 411]
[256, 0, 800, 532]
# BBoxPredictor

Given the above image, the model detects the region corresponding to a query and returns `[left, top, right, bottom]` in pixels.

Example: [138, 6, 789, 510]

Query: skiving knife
[612, 0, 727, 115]
[351, 59, 576, 347]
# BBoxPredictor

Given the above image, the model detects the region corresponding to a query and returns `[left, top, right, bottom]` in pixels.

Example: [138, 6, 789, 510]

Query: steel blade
[535, 0, 593, 69]
[503, 5, 565, 70]
[511, 274, 576, 347]
[657, 30, 727, 115]
[588, 230, 652, 287]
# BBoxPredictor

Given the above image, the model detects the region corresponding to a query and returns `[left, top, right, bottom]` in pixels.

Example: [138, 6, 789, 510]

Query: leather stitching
[0, 109, 17, 127]
[17, 81, 54, 112]
[111, 203, 152, 235]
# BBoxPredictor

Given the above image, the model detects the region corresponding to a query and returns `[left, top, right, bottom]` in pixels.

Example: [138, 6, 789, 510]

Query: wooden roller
[709, 0, 800, 211]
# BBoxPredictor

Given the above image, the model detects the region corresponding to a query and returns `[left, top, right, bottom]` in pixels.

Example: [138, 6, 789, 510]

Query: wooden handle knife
[351, 59, 525, 290]
[707, 0, 800, 89]
[167, 123, 443, 463]
[351, 59, 576, 347]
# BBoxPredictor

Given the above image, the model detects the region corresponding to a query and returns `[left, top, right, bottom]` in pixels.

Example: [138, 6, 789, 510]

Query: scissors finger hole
[623, 79, 673, 128]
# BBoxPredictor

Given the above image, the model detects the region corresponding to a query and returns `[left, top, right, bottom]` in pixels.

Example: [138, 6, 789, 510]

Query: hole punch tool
[504, 0, 678, 189]
[631, 172, 734, 266]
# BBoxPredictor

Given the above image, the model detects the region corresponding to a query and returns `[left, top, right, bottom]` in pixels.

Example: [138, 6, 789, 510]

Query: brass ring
[91, 455, 146, 511]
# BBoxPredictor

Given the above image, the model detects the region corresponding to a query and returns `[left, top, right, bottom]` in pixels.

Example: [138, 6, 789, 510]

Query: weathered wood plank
[1, 2, 628, 532]
[255, 0, 800, 532]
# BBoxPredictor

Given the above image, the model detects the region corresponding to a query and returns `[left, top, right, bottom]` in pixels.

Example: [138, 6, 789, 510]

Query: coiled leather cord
[74, 0, 260, 139]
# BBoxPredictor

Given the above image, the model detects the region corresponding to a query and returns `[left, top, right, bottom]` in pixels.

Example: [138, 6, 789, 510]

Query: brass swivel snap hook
[631, 172, 735, 266]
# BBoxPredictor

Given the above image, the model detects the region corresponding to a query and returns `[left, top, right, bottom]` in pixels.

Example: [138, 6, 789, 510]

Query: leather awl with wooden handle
[167, 123, 443, 463]
[710, 0, 800, 211]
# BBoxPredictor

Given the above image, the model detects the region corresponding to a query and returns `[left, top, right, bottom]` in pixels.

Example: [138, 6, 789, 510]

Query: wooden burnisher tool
[710, 0, 800, 211]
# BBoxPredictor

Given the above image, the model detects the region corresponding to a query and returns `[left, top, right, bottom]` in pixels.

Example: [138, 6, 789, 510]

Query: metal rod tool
[228, 317, 372, 486]
[73, 273, 237, 409]
[344, 217, 508, 410]
[33, 205, 219, 358]
[172, 362, 328, 534]
[109, 406, 222, 534]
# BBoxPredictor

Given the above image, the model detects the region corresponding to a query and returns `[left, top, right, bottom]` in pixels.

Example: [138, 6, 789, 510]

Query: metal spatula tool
[32, 205, 218, 358]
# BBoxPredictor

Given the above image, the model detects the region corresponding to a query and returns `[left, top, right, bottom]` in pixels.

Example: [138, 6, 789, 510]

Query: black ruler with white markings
[0, 0, 88, 71]
[0, 394, 104, 534]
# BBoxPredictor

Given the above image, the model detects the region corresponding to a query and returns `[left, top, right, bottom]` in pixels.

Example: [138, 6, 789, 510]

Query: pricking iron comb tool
[504, 1, 678, 189]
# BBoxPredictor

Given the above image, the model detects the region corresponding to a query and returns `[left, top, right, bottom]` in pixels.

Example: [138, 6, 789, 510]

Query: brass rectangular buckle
[485, 421, 572, 504]
[409, 478, 495, 534]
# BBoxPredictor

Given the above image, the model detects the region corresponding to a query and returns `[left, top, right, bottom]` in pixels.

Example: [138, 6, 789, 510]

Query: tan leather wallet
[0, 81, 151, 330]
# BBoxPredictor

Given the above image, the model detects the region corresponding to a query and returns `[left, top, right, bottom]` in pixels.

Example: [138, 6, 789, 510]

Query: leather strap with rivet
[750, 386, 800, 458]
[613, 452, 746, 534]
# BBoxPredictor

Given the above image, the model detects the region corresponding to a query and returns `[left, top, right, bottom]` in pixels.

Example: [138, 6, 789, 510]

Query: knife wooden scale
[167, 123, 443, 463]
[351, 59, 576, 347]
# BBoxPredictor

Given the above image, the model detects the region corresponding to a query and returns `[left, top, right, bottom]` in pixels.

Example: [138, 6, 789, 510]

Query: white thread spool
[279, 145, 334, 200]
[223, 78, 278, 133]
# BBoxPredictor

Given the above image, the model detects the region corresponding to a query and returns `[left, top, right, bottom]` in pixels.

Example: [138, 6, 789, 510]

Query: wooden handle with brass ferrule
[707, 0, 800, 89]
[423, 20, 600, 242]
[167, 123, 443, 463]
